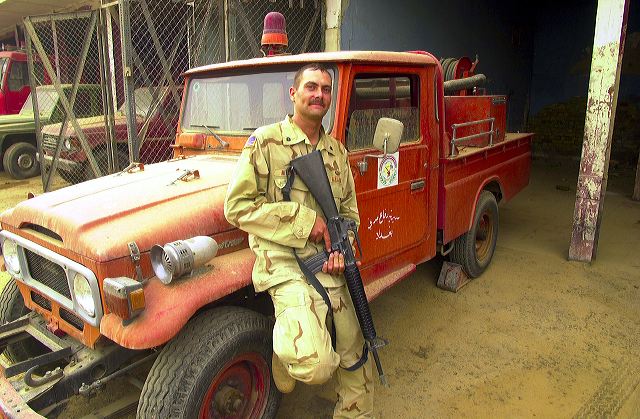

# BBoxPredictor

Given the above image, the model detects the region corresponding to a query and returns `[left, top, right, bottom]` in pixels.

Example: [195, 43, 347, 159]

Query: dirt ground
[1, 158, 639, 419]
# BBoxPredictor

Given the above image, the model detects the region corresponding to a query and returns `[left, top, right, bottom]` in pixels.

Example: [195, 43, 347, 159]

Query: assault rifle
[290, 150, 388, 386]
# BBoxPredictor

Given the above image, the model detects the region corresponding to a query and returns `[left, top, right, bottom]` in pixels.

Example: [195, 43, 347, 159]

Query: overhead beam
[634, 153, 640, 201]
[568, 0, 630, 262]
[325, 0, 341, 51]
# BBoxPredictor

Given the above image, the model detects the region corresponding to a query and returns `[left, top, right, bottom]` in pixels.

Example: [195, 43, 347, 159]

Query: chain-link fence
[119, 0, 190, 167]
[227, 0, 324, 60]
[24, 11, 111, 190]
[24, 0, 324, 191]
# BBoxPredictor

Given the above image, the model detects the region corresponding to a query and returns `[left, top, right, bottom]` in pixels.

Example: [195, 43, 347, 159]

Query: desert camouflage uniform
[224, 115, 373, 417]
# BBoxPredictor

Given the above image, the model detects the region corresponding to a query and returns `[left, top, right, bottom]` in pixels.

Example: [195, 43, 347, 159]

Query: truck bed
[438, 132, 533, 244]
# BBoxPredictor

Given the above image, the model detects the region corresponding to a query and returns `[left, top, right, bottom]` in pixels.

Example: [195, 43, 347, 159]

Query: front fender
[100, 248, 255, 349]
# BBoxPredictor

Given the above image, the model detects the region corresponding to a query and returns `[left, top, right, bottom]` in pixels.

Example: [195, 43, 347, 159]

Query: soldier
[224, 63, 373, 418]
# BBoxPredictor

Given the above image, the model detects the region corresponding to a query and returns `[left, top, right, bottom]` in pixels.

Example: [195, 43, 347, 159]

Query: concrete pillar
[568, 0, 630, 262]
[634, 153, 640, 201]
[325, 0, 342, 52]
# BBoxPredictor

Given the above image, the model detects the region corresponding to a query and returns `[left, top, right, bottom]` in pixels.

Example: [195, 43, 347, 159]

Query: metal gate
[226, 0, 324, 61]
[24, 11, 113, 190]
[26, 0, 324, 191]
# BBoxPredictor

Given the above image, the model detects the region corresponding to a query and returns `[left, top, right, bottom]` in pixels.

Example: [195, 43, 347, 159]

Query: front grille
[24, 250, 71, 299]
[42, 135, 58, 151]
[60, 308, 84, 331]
[31, 292, 52, 311]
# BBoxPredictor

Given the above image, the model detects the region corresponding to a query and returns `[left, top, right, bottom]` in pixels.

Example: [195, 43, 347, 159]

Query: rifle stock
[290, 151, 339, 220]
[290, 150, 388, 386]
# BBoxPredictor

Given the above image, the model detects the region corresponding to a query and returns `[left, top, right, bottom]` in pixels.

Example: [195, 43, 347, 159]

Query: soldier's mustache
[309, 99, 324, 106]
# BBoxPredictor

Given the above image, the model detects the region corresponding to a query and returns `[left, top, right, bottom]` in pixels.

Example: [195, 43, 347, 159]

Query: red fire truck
[0, 50, 531, 417]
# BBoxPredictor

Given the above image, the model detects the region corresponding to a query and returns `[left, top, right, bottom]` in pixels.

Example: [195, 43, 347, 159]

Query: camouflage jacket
[224, 115, 359, 292]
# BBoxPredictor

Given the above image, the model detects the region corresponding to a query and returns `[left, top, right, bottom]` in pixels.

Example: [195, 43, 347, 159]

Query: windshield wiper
[192, 124, 229, 149]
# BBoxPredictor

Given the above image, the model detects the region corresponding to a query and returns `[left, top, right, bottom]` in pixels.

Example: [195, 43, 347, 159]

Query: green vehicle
[0, 84, 103, 179]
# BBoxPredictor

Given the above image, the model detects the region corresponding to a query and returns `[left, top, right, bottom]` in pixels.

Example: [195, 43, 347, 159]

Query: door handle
[411, 180, 425, 191]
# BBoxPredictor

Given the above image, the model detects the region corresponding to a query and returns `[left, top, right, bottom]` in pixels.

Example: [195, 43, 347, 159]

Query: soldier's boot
[272, 353, 296, 393]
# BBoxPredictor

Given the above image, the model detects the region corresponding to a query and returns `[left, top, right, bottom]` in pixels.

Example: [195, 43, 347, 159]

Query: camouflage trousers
[269, 279, 374, 418]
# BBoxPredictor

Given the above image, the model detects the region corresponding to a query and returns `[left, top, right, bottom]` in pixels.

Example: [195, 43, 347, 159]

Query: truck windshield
[118, 86, 169, 117]
[181, 67, 336, 134]
[0, 58, 7, 89]
[20, 89, 59, 116]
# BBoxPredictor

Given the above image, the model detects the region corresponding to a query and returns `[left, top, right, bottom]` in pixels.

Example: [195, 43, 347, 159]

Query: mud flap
[437, 261, 471, 292]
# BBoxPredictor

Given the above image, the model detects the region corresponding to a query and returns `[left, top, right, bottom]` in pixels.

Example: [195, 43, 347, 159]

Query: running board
[364, 264, 416, 301]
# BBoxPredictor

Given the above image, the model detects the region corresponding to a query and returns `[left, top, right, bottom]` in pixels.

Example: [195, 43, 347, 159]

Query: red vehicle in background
[0, 50, 532, 417]
[0, 50, 33, 116]
[40, 86, 178, 183]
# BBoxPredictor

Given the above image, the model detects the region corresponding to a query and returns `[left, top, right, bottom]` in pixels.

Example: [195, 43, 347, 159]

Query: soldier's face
[290, 69, 332, 122]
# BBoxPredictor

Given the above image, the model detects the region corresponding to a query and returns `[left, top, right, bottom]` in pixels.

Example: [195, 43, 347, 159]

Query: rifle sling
[283, 166, 369, 371]
[284, 168, 336, 351]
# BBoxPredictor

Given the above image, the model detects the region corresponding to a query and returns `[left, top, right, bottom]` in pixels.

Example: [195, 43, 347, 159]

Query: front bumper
[38, 153, 83, 174]
[0, 313, 73, 418]
[0, 312, 140, 418]
[0, 369, 43, 418]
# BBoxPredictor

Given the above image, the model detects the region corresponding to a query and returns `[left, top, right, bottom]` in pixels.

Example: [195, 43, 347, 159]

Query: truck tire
[137, 306, 281, 419]
[450, 191, 499, 278]
[3, 142, 40, 179]
[0, 280, 48, 363]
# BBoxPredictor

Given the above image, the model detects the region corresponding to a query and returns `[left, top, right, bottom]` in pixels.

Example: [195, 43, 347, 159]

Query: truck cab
[0, 51, 531, 418]
[0, 84, 103, 180]
[0, 51, 33, 116]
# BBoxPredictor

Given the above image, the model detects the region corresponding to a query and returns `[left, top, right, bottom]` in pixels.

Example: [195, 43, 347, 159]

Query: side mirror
[357, 118, 404, 175]
[372, 117, 403, 154]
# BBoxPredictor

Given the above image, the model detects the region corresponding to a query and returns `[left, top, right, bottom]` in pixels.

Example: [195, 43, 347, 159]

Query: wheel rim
[474, 211, 495, 264]
[199, 352, 270, 419]
[17, 153, 34, 170]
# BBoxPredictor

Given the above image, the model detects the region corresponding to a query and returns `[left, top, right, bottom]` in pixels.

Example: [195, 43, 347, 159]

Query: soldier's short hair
[293, 63, 332, 88]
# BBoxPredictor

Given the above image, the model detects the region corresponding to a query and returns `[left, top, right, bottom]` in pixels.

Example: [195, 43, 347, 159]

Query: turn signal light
[176, 133, 206, 149]
[103, 277, 145, 321]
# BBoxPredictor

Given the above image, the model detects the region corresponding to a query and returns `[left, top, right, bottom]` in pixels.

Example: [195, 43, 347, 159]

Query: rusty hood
[1, 155, 240, 261]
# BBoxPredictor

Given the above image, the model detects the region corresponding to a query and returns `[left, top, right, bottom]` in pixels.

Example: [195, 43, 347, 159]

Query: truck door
[5, 60, 30, 114]
[343, 66, 430, 273]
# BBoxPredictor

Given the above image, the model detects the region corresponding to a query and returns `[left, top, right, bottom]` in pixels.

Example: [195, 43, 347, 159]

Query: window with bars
[346, 74, 421, 151]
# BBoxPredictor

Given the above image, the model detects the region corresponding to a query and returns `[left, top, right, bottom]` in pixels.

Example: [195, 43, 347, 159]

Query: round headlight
[63, 138, 72, 151]
[73, 273, 95, 316]
[1, 239, 20, 275]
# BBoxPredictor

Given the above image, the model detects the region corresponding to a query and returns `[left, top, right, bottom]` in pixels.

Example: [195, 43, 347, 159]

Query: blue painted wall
[341, 0, 639, 133]
[529, 2, 596, 116]
[530, 0, 640, 115]
[341, 0, 535, 130]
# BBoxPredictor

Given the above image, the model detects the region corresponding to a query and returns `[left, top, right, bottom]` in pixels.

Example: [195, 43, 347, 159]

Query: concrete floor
[276, 160, 640, 418]
[1, 159, 639, 418]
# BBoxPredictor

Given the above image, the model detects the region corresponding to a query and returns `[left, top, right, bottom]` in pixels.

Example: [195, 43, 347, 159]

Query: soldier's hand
[352, 244, 362, 268]
[322, 251, 345, 275]
[309, 215, 331, 252]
